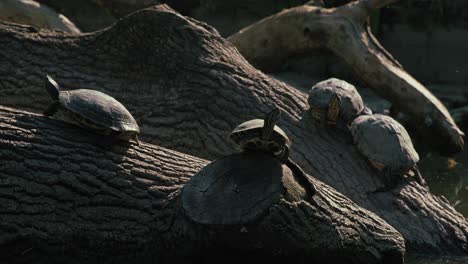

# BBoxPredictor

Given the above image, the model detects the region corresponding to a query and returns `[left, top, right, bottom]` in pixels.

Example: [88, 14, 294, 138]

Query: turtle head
[44, 75, 60, 100]
[262, 107, 281, 140]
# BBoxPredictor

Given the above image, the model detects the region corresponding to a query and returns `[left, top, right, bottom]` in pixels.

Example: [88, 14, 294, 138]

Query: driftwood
[0, 106, 405, 264]
[227, 0, 464, 156]
[0, 0, 80, 33]
[0, 5, 467, 256]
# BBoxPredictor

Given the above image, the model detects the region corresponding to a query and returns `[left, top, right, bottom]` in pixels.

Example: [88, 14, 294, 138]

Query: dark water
[419, 150, 468, 217]
[406, 149, 468, 264]
[407, 256, 468, 264]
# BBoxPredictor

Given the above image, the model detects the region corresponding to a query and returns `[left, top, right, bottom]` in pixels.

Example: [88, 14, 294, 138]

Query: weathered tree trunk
[0, 106, 405, 264]
[0, 5, 466, 255]
[228, 0, 464, 156]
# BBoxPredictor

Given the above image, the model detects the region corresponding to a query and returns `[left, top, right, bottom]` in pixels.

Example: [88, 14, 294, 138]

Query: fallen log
[0, 5, 466, 254]
[0, 106, 405, 264]
[228, 0, 464, 156]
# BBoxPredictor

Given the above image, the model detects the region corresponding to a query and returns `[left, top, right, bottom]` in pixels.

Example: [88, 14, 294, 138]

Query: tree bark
[0, 105, 405, 264]
[227, 0, 464, 156]
[0, 5, 466, 255]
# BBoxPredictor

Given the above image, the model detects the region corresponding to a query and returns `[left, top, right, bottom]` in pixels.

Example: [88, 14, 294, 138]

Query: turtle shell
[182, 152, 284, 225]
[229, 119, 291, 152]
[350, 114, 419, 172]
[308, 78, 368, 127]
[59, 89, 140, 134]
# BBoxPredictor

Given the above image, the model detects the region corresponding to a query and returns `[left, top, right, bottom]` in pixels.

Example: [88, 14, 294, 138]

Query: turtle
[43, 75, 140, 145]
[181, 152, 285, 225]
[228, 107, 317, 196]
[349, 114, 425, 189]
[308, 78, 372, 129]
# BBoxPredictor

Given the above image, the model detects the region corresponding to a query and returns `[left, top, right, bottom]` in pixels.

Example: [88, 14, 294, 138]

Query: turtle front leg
[43, 101, 60, 116]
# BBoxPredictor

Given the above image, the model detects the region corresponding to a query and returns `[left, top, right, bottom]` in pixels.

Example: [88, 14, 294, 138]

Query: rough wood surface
[227, 0, 464, 156]
[0, 106, 405, 264]
[0, 5, 466, 255]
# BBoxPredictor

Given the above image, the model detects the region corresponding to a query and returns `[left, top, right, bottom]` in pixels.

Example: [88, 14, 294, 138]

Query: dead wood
[0, 4, 466, 255]
[0, 105, 405, 264]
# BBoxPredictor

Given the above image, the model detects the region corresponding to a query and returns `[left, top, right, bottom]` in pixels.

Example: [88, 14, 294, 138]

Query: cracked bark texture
[0, 106, 405, 264]
[228, 0, 464, 156]
[0, 4, 466, 255]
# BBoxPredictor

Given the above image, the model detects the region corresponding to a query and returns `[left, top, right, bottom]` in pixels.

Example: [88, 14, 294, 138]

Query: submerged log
[0, 106, 405, 264]
[228, 0, 464, 156]
[0, 5, 466, 255]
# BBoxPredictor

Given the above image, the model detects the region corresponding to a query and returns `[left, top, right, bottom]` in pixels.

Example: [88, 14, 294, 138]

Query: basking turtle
[43, 75, 140, 145]
[308, 78, 371, 129]
[182, 152, 285, 225]
[350, 114, 425, 188]
[229, 108, 317, 196]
